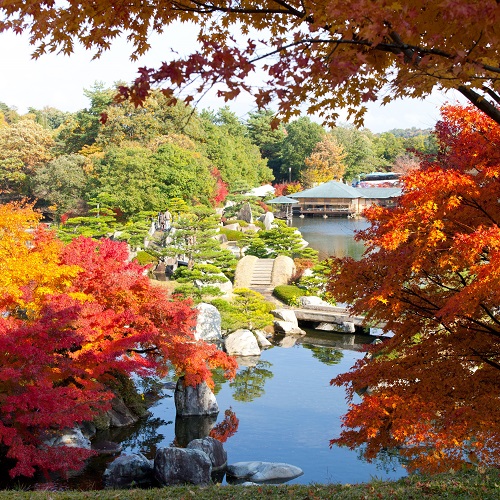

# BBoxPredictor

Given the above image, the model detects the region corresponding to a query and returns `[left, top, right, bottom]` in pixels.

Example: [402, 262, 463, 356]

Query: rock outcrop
[154, 447, 212, 486]
[103, 453, 154, 489]
[226, 461, 303, 484]
[174, 377, 219, 417]
[225, 329, 261, 356]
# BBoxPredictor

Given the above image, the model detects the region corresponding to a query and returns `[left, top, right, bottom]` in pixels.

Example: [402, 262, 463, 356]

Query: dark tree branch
[458, 86, 500, 126]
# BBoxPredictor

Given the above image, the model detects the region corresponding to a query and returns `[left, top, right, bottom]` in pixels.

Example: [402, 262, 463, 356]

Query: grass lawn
[1, 468, 498, 499]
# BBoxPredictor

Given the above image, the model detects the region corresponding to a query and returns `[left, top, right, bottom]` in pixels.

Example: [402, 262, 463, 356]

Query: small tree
[211, 289, 274, 332]
[301, 135, 347, 187]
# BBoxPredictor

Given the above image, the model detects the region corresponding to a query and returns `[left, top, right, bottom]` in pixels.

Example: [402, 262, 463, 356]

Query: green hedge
[273, 285, 305, 305]
[219, 227, 245, 241]
[134, 250, 158, 266]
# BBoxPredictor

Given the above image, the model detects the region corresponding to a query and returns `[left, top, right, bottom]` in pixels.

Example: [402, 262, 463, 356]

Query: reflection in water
[174, 414, 218, 447]
[230, 359, 274, 402]
[104, 417, 171, 457]
[301, 344, 344, 366]
[292, 218, 369, 260]
[209, 408, 239, 443]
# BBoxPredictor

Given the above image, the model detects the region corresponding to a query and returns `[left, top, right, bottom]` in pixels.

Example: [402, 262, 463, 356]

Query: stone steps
[249, 258, 275, 288]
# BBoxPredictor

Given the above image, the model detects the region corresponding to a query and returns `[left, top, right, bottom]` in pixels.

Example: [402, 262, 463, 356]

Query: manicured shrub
[219, 227, 245, 241]
[134, 250, 158, 266]
[273, 284, 306, 305]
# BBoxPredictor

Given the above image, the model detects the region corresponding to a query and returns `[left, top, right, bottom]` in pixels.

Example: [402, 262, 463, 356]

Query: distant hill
[382, 127, 434, 138]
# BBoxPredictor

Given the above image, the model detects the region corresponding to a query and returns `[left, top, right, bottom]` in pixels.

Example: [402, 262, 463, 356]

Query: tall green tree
[96, 93, 206, 148]
[279, 117, 325, 182]
[153, 142, 216, 205]
[56, 83, 114, 154]
[33, 154, 89, 217]
[93, 145, 162, 216]
[201, 109, 273, 190]
[331, 126, 383, 181]
[246, 109, 286, 180]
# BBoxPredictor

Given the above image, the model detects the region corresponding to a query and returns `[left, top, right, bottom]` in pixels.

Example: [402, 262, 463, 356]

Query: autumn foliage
[328, 105, 500, 473]
[0, 202, 236, 478]
[3, 1, 500, 125]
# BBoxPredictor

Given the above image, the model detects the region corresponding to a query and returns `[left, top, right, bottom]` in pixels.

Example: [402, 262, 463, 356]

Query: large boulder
[234, 255, 258, 288]
[195, 303, 222, 341]
[154, 447, 212, 486]
[237, 202, 253, 224]
[226, 461, 303, 484]
[270, 256, 296, 287]
[262, 211, 274, 230]
[316, 321, 355, 333]
[175, 377, 219, 417]
[225, 329, 261, 356]
[254, 330, 272, 348]
[273, 320, 306, 335]
[103, 453, 154, 489]
[272, 308, 298, 326]
[186, 436, 227, 472]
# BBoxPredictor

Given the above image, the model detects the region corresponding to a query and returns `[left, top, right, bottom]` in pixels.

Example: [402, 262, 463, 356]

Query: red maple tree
[328, 105, 500, 473]
[0, 207, 237, 477]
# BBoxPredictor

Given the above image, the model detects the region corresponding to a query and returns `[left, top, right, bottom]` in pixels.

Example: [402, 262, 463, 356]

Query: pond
[23, 216, 407, 490]
[61, 331, 406, 490]
[292, 217, 369, 260]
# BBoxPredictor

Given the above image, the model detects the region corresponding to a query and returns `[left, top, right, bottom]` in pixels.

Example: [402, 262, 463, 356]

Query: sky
[0, 27, 467, 133]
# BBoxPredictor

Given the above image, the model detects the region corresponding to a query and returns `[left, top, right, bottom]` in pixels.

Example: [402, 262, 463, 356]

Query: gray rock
[273, 320, 306, 335]
[107, 395, 140, 427]
[42, 427, 91, 449]
[195, 303, 222, 341]
[225, 329, 261, 356]
[103, 453, 154, 489]
[186, 436, 227, 472]
[175, 377, 219, 417]
[154, 447, 212, 486]
[224, 223, 241, 231]
[341, 321, 356, 333]
[237, 202, 253, 224]
[254, 330, 272, 348]
[316, 321, 356, 333]
[234, 255, 259, 288]
[262, 211, 274, 230]
[226, 461, 303, 483]
[272, 308, 298, 326]
[299, 296, 333, 308]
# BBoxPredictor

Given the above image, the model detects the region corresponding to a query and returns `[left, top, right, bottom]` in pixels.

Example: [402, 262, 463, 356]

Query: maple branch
[170, 0, 302, 16]
[482, 85, 500, 105]
[480, 304, 500, 328]
[470, 347, 500, 371]
[126, 346, 159, 354]
[458, 86, 500, 126]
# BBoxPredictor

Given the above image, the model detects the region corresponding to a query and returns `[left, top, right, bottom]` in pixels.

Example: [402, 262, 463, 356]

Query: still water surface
[292, 217, 369, 260]
[43, 217, 407, 489]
